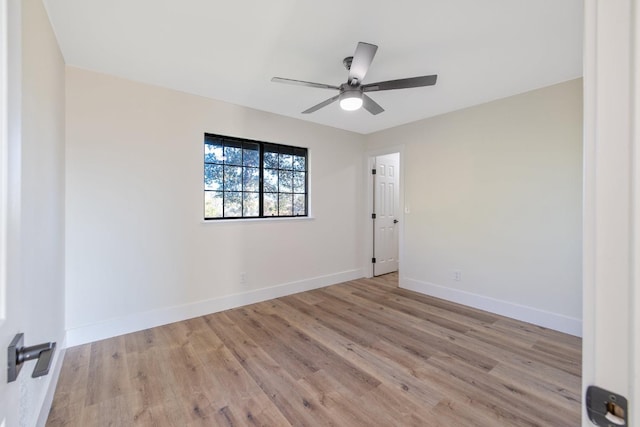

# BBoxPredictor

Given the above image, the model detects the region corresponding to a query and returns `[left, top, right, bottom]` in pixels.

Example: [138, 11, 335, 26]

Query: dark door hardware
[586, 385, 627, 426]
[393, 219, 399, 224]
[7, 333, 56, 383]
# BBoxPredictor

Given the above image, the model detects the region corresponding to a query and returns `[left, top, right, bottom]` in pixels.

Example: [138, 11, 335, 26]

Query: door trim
[364, 145, 404, 278]
[0, 0, 8, 326]
[582, 0, 639, 424]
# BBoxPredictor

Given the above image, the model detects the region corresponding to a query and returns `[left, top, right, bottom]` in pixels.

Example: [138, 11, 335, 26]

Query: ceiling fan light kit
[272, 41, 438, 115]
[339, 89, 363, 111]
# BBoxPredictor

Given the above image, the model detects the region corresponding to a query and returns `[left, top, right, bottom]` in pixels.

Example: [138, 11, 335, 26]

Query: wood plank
[205, 313, 335, 426]
[314, 288, 499, 372]
[269, 299, 445, 410]
[323, 284, 474, 334]
[488, 362, 581, 413]
[46, 272, 581, 426]
[290, 290, 326, 306]
[466, 329, 581, 376]
[426, 353, 578, 427]
[84, 336, 130, 407]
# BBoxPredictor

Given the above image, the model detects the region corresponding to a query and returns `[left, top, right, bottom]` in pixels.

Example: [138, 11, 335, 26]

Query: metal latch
[586, 385, 627, 426]
[7, 333, 56, 383]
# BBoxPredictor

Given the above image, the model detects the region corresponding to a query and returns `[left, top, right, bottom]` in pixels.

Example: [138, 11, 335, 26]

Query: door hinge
[372, 257, 376, 263]
[371, 168, 376, 175]
[371, 213, 376, 219]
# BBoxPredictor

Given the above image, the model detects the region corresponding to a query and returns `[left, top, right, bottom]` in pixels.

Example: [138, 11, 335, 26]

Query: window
[204, 134, 308, 219]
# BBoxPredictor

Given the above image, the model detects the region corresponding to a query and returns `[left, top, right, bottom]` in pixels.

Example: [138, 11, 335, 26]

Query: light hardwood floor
[47, 273, 582, 426]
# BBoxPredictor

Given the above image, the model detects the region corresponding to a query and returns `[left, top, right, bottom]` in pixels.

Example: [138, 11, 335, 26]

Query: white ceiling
[43, 0, 583, 135]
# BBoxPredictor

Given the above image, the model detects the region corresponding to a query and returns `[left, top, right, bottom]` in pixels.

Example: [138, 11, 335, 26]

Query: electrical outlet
[452, 270, 462, 281]
[240, 272, 247, 285]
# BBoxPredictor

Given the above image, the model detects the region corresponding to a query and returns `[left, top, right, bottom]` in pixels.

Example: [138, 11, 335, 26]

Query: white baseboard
[66, 269, 363, 347]
[36, 336, 67, 427]
[400, 277, 582, 337]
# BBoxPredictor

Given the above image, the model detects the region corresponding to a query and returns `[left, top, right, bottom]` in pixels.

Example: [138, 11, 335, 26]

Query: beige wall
[65, 71, 583, 341]
[65, 67, 366, 344]
[368, 79, 583, 334]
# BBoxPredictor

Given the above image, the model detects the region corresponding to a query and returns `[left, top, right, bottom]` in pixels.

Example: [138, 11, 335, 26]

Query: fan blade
[362, 74, 438, 92]
[302, 94, 340, 114]
[348, 42, 378, 85]
[362, 94, 384, 115]
[271, 77, 340, 91]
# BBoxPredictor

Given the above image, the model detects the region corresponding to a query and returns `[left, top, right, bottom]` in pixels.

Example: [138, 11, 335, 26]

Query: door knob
[7, 333, 56, 383]
[393, 219, 399, 224]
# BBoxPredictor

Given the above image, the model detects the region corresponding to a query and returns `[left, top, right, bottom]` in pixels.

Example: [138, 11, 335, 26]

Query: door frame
[364, 145, 404, 279]
[0, 0, 22, 425]
[582, 0, 638, 424]
[0, 0, 7, 325]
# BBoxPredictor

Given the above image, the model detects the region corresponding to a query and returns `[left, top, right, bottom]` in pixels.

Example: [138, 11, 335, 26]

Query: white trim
[631, 0, 640, 419]
[363, 154, 375, 277]
[363, 145, 405, 278]
[200, 216, 315, 225]
[401, 277, 582, 337]
[0, 0, 7, 325]
[35, 336, 66, 427]
[66, 269, 363, 347]
[582, 2, 597, 425]
[583, 1, 638, 425]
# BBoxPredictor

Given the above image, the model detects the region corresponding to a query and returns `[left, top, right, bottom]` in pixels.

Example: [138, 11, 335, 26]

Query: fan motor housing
[339, 83, 361, 94]
[343, 56, 353, 71]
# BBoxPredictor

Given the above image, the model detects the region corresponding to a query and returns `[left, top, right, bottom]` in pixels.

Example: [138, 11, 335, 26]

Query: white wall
[21, 0, 66, 424]
[65, 68, 366, 345]
[367, 79, 583, 335]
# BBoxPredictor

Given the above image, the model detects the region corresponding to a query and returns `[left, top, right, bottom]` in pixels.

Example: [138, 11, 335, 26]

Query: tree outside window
[204, 134, 308, 219]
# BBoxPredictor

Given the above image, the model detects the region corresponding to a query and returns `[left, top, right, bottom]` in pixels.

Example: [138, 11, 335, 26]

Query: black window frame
[204, 133, 308, 220]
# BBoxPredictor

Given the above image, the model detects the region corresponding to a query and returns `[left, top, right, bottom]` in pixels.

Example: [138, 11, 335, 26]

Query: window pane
[279, 193, 293, 216]
[279, 153, 293, 170]
[243, 193, 259, 217]
[224, 165, 242, 191]
[294, 194, 306, 215]
[293, 155, 306, 171]
[224, 192, 242, 217]
[204, 191, 223, 218]
[279, 170, 293, 192]
[293, 172, 305, 193]
[243, 145, 259, 167]
[264, 169, 278, 192]
[243, 167, 259, 192]
[205, 135, 307, 219]
[224, 145, 243, 165]
[263, 193, 278, 216]
[264, 151, 278, 169]
[264, 193, 278, 216]
[205, 143, 223, 163]
[205, 164, 223, 190]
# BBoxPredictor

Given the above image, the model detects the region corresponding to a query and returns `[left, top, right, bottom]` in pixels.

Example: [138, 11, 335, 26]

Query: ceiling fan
[271, 42, 438, 115]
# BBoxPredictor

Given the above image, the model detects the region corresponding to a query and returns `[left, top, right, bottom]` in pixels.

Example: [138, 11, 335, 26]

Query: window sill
[200, 216, 315, 224]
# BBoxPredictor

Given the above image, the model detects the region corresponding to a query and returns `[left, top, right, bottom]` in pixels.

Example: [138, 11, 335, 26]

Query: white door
[582, 1, 638, 426]
[373, 153, 399, 276]
[0, 0, 25, 425]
